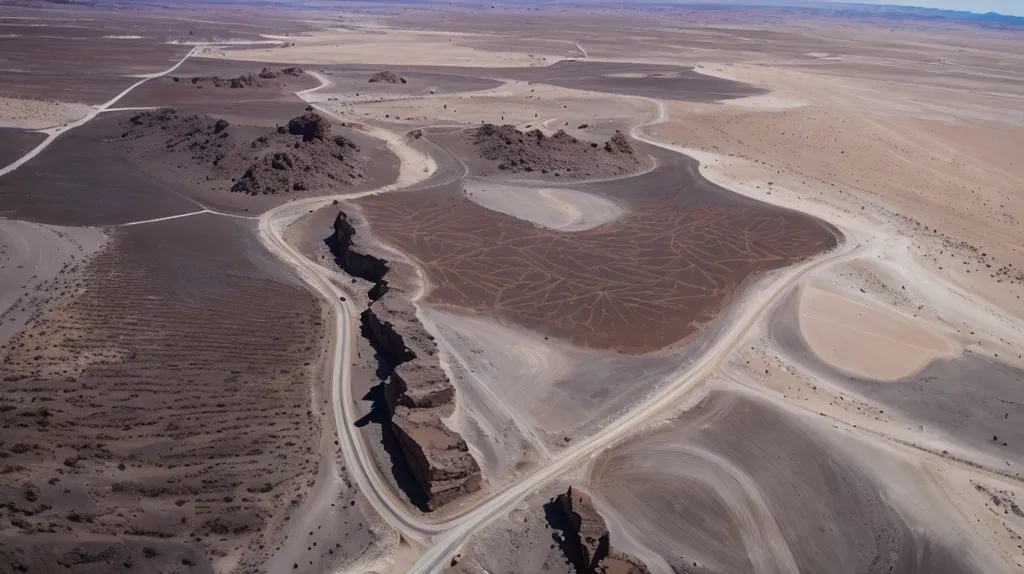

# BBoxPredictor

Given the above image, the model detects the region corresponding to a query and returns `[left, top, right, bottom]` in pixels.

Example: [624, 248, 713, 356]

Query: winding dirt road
[265, 73, 866, 573]
[0, 57, 884, 572]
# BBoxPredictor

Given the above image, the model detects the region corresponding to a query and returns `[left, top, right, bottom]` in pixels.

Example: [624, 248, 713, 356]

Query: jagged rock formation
[326, 210, 481, 510]
[190, 72, 260, 89]
[117, 109, 366, 195]
[186, 67, 305, 87]
[258, 66, 305, 79]
[546, 486, 650, 574]
[329, 211, 390, 298]
[368, 70, 407, 84]
[287, 111, 332, 142]
[468, 123, 645, 179]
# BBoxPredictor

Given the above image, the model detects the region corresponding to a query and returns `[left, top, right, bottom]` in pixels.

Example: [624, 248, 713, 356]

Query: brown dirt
[115, 108, 367, 196]
[356, 144, 837, 354]
[0, 535, 213, 574]
[0, 214, 324, 567]
[460, 124, 646, 179]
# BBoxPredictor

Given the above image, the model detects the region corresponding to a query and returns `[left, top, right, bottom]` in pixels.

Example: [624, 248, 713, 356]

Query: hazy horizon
[836, 0, 1024, 17]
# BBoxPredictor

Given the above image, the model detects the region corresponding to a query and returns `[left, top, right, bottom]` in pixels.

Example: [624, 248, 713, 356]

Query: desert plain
[1, 1, 1024, 573]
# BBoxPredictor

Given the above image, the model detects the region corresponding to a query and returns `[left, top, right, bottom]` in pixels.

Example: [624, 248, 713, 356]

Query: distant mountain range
[817, 2, 1024, 27]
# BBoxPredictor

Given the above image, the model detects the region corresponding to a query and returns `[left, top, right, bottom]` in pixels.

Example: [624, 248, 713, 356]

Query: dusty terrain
[356, 140, 836, 353]
[3, 1, 1024, 573]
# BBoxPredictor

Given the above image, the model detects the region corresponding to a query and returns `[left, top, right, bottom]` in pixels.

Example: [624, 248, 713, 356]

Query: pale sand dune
[463, 180, 626, 232]
[798, 282, 959, 380]
[0, 96, 92, 130]
[0, 220, 105, 347]
[319, 80, 651, 135]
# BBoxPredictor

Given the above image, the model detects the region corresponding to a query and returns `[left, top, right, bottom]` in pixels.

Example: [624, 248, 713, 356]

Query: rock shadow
[353, 327, 429, 512]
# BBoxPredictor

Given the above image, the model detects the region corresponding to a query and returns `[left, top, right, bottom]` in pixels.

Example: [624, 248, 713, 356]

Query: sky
[836, 0, 1024, 16]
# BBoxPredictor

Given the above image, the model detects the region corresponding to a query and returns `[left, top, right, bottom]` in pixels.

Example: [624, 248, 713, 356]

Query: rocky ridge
[173, 67, 305, 89]
[117, 108, 366, 195]
[546, 486, 650, 574]
[469, 123, 644, 179]
[327, 211, 481, 510]
[368, 70, 407, 84]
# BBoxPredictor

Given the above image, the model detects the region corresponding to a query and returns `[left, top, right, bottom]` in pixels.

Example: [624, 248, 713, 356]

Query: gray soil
[0, 113, 203, 226]
[493, 60, 765, 102]
[590, 389, 982, 574]
[317, 65, 503, 98]
[770, 288, 1024, 466]
[0, 128, 45, 167]
[397, 60, 764, 103]
[0, 108, 398, 225]
[0, 7, 311, 103]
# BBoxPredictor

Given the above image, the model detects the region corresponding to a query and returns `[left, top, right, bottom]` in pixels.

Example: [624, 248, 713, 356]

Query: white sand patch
[420, 306, 583, 480]
[102, 35, 143, 39]
[722, 92, 809, 110]
[0, 220, 106, 346]
[0, 97, 92, 130]
[798, 283, 960, 381]
[463, 180, 625, 232]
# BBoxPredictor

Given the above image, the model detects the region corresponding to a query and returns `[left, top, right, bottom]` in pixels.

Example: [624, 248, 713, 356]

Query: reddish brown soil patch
[356, 147, 837, 354]
[0, 215, 322, 563]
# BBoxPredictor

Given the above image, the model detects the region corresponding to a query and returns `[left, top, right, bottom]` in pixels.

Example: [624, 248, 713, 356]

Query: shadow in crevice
[323, 211, 390, 301]
[323, 209, 427, 509]
[543, 488, 610, 574]
[353, 379, 429, 512]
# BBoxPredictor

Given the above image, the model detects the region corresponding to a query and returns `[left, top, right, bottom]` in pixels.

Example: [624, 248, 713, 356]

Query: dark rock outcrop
[369, 70, 407, 84]
[327, 210, 481, 510]
[190, 73, 260, 89]
[287, 112, 331, 142]
[545, 486, 650, 574]
[328, 211, 390, 299]
[117, 109, 366, 196]
[469, 124, 644, 179]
